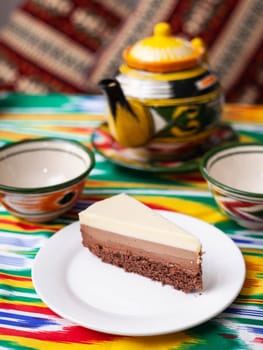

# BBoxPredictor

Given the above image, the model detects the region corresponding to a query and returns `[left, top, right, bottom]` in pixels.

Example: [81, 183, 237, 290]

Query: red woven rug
[0, 0, 262, 103]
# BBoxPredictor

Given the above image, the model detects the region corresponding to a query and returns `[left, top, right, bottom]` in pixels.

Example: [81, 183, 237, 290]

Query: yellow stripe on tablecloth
[240, 253, 263, 296]
[1, 336, 92, 350]
[0, 332, 196, 350]
[0, 278, 33, 290]
[135, 195, 225, 224]
[85, 180, 209, 191]
[0, 217, 63, 233]
[0, 114, 105, 121]
[223, 104, 263, 123]
[90, 333, 197, 350]
[1, 106, 262, 123]
[0, 131, 38, 142]
[239, 134, 262, 143]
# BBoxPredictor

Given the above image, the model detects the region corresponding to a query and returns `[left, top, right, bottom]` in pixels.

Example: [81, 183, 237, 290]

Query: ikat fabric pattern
[0, 95, 263, 349]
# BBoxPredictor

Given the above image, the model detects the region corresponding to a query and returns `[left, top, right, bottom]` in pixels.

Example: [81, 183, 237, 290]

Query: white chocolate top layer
[79, 193, 201, 252]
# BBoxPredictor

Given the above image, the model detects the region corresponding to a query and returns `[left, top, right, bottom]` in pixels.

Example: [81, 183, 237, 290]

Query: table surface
[0, 94, 263, 350]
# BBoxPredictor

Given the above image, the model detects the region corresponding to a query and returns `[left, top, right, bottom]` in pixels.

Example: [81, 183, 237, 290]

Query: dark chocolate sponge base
[83, 237, 202, 293]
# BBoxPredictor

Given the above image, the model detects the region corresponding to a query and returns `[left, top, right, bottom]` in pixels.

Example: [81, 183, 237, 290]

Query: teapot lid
[123, 22, 205, 73]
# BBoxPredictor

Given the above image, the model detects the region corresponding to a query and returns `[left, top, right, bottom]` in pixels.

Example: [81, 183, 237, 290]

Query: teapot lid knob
[153, 22, 172, 37]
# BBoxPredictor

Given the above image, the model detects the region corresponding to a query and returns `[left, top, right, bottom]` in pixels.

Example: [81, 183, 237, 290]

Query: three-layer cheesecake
[79, 193, 202, 293]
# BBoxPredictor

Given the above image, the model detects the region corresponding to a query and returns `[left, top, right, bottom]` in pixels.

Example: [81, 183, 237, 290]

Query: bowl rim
[200, 141, 263, 198]
[0, 137, 95, 193]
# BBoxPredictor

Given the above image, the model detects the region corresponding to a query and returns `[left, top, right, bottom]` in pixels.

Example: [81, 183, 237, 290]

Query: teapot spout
[98, 79, 134, 118]
[98, 79, 154, 147]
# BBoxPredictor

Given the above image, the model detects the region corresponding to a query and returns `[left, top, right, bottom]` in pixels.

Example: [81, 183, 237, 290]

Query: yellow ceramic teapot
[99, 22, 223, 149]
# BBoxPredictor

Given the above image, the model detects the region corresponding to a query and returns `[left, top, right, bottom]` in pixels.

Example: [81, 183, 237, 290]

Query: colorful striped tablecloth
[0, 95, 262, 350]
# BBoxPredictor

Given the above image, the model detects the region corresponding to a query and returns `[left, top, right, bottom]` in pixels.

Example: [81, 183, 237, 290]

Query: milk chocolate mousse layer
[80, 225, 202, 293]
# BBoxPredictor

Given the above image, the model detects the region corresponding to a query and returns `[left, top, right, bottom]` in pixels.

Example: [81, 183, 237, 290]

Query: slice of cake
[79, 193, 202, 293]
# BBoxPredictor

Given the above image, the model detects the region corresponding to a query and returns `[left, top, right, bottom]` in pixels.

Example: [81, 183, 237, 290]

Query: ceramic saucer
[91, 123, 239, 173]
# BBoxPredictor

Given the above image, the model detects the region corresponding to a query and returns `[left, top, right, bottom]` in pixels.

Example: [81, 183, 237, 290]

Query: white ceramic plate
[32, 211, 246, 336]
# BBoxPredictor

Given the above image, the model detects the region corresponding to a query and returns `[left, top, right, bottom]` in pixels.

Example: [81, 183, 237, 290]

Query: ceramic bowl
[200, 142, 263, 229]
[0, 138, 95, 222]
